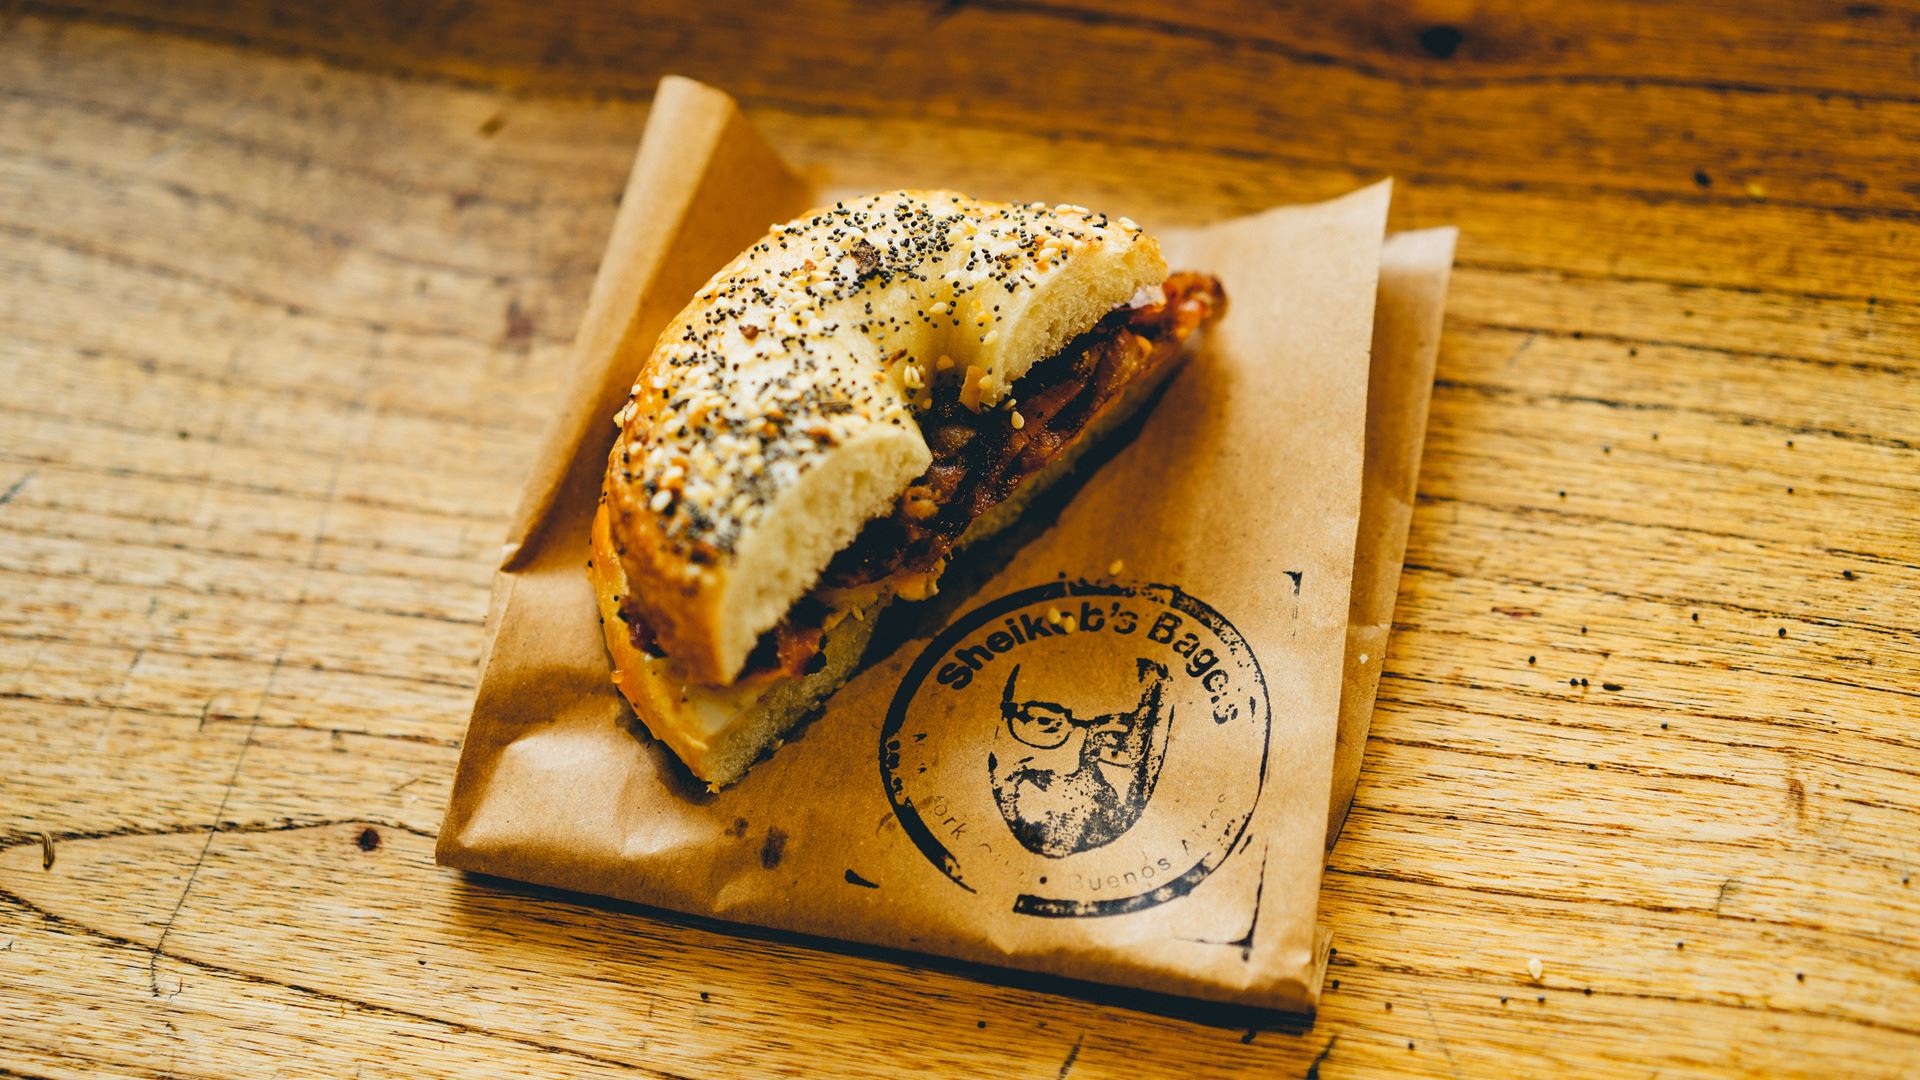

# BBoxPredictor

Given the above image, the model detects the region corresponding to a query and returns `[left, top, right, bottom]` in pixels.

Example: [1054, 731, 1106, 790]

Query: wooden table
[3, 3, 1916, 1076]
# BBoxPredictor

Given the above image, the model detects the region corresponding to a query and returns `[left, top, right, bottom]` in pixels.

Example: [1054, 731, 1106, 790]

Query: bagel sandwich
[590, 191, 1224, 785]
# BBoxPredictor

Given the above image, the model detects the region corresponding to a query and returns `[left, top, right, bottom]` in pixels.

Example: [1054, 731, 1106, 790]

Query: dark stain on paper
[760, 827, 788, 869]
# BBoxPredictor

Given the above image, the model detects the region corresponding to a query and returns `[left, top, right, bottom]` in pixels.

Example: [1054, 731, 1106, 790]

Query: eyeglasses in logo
[991, 658, 1173, 859]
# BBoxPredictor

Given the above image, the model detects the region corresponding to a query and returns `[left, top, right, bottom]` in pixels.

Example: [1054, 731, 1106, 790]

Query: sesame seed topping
[608, 190, 1146, 557]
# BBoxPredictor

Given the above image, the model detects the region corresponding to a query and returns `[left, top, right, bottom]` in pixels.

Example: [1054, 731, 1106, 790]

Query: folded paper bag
[439, 75, 1453, 1014]
[1328, 227, 1455, 848]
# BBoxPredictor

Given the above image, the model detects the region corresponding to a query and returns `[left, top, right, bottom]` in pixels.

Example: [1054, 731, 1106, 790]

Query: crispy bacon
[824, 272, 1224, 589]
[753, 598, 828, 681]
[622, 594, 829, 684]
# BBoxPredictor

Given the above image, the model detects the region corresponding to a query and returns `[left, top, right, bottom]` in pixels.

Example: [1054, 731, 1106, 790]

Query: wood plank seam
[0, 222, 572, 350]
[13, 8, 1920, 223]
[942, 0, 1920, 105]
[7, 80, 1909, 305]
[0, 630, 479, 692]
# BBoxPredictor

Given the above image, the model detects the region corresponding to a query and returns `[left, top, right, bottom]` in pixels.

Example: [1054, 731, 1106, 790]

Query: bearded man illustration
[987, 657, 1174, 858]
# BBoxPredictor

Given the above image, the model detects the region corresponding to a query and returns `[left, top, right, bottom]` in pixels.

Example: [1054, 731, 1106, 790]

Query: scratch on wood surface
[1055, 1033, 1084, 1080]
[0, 882, 687, 1077]
[147, 458, 346, 997]
[92, 645, 147, 751]
[1714, 877, 1740, 915]
[1502, 333, 1537, 369]
[148, 677, 256, 994]
[1416, 990, 1462, 1078]
[0, 470, 33, 509]
[1304, 1035, 1338, 1079]
[161, 1017, 181, 1080]
[637, 994, 657, 1053]
[140, 127, 199, 169]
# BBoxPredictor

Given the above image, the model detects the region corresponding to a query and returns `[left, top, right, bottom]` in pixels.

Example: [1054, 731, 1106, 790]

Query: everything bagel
[594, 190, 1224, 785]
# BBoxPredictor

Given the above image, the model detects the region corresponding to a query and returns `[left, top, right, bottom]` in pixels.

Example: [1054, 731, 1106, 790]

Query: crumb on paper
[1527, 956, 1544, 981]
[1358, 652, 1370, 665]
[1108, 559, 1124, 575]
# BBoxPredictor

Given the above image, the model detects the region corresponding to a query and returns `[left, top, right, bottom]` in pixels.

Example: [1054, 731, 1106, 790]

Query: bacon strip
[825, 272, 1224, 589]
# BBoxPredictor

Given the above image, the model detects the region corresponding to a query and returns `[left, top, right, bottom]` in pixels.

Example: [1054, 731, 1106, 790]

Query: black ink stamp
[881, 580, 1273, 918]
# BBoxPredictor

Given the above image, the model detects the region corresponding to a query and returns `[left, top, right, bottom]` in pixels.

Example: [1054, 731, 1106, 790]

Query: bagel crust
[605, 191, 1166, 685]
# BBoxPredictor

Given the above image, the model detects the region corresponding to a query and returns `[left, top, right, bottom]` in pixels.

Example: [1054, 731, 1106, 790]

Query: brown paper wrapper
[437, 76, 1454, 1013]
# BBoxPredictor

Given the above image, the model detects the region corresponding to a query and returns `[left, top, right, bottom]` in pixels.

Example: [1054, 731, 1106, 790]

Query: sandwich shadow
[444, 864, 1316, 1033]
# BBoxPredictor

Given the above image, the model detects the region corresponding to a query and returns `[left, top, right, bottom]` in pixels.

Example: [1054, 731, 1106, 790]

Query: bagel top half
[603, 190, 1166, 686]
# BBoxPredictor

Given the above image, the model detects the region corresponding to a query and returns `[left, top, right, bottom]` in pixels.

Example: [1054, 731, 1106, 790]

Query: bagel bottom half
[588, 351, 1188, 787]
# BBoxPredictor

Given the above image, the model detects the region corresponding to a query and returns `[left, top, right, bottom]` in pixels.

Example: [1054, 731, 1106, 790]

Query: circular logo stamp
[881, 580, 1271, 917]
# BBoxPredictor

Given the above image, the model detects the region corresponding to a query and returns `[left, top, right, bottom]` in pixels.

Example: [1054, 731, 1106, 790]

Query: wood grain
[1, 3, 1917, 1077]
